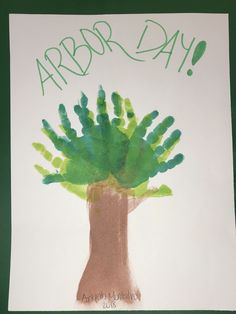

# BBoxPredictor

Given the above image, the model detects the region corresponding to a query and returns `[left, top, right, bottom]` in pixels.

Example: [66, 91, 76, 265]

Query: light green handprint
[33, 86, 184, 198]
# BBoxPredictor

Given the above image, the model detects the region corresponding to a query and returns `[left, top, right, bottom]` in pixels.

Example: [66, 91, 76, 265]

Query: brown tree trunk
[76, 181, 141, 305]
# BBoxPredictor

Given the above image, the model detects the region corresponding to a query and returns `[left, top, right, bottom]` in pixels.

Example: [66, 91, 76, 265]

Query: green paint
[74, 93, 95, 135]
[59, 104, 77, 139]
[131, 180, 149, 197]
[136, 20, 168, 54]
[187, 69, 193, 76]
[59, 36, 92, 75]
[156, 129, 181, 162]
[178, 35, 195, 73]
[153, 30, 180, 69]
[61, 182, 87, 199]
[36, 58, 62, 96]
[112, 92, 123, 117]
[44, 47, 68, 85]
[52, 157, 63, 168]
[136, 25, 148, 50]
[34, 87, 184, 199]
[32, 142, 53, 161]
[124, 98, 137, 138]
[111, 91, 126, 132]
[157, 138, 180, 163]
[92, 20, 144, 62]
[192, 41, 207, 66]
[34, 164, 50, 176]
[147, 116, 174, 147]
[37, 19, 208, 96]
[187, 40, 207, 76]
[129, 182, 172, 198]
[143, 184, 172, 197]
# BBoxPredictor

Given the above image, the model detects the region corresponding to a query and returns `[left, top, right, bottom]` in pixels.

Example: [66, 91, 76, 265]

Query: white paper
[9, 13, 236, 310]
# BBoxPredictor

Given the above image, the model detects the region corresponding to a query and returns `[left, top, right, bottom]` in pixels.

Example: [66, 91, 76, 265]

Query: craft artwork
[9, 13, 236, 311]
[33, 87, 184, 305]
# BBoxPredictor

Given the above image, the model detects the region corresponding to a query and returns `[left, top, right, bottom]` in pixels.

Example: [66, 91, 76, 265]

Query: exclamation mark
[187, 41, 207, 76]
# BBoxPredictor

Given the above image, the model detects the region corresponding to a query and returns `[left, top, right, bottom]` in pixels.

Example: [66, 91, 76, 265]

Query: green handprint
[33, 86, 183, 195]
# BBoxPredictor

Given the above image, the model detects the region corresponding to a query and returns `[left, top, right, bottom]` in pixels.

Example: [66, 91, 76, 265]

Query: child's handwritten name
[81, 290, 139, 308]
[36, 19, 207, 96]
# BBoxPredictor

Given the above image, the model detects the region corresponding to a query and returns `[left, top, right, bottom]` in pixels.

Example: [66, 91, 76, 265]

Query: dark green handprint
[33, 86, 183, 196]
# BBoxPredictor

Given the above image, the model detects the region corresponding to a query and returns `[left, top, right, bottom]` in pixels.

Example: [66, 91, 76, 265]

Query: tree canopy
[33, 87, 184, 200]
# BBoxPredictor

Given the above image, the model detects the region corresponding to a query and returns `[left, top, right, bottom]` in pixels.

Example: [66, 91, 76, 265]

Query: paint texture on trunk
[77, 181, 141, 304]
[34, 88, 184, 307]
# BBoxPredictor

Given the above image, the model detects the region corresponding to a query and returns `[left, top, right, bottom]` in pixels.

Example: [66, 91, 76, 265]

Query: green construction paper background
[0, 0, 235, 313]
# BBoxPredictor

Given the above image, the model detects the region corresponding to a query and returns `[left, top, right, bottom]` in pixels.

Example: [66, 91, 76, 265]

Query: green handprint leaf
[147, 116, 175, 147]
[155, 129, 181, 162]
[59, 104, 77, 139]
[124, 98, 137, 137]
[33, 143, 88, 199]
[143, 184, 172, 197]
[34, 87, 184, 195]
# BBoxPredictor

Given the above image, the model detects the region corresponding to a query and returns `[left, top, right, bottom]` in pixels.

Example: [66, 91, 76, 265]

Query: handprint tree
[33, 86, 184, 305]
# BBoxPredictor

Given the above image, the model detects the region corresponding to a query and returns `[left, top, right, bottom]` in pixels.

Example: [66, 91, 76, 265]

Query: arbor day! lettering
[36, 19, 207, 95]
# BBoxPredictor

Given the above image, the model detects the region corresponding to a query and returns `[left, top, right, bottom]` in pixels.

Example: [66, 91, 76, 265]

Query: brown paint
[77, 181, 141, 305]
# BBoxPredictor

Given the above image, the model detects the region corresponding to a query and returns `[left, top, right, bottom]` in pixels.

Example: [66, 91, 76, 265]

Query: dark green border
[0, 0, 235, 313]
